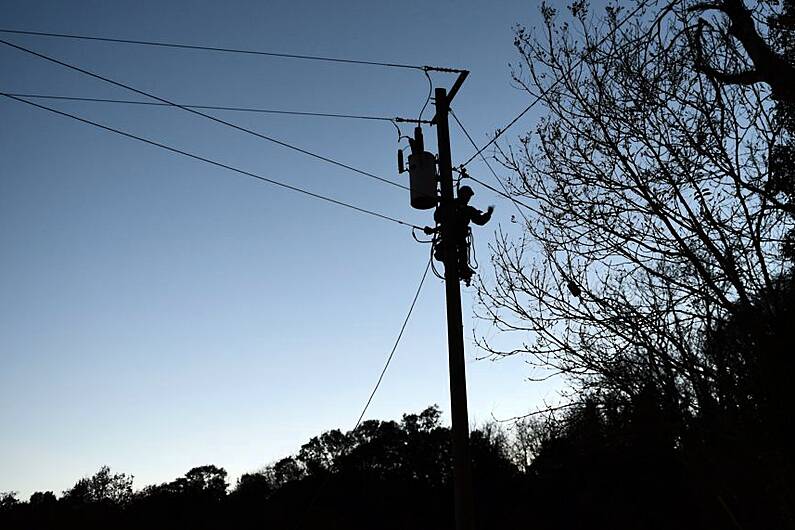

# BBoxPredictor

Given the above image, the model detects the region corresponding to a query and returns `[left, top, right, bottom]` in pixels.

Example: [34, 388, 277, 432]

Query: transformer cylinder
[408, 151, 437, 210]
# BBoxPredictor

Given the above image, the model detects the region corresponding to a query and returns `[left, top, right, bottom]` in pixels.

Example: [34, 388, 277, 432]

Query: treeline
[1, 270, 794, 528]
[2, 271, 794, 530]
[0, 407, 523, 529]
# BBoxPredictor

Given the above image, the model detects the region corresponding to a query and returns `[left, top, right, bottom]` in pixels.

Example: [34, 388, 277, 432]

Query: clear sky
[0, 0, 559, 498]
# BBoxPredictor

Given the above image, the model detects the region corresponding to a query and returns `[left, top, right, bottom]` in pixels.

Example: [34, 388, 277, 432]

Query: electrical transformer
[399, 126, 438, 210]
[408, 151, 438, 210]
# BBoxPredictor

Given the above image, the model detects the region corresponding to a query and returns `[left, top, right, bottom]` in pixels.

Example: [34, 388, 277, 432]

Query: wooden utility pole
[434, 85, 476, 530]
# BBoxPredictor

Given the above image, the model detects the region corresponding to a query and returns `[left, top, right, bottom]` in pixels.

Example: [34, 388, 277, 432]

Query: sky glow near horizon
[0, 0, 565, 498]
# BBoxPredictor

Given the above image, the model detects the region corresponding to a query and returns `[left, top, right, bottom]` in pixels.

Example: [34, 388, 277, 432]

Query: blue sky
[0, 0, 560, 497]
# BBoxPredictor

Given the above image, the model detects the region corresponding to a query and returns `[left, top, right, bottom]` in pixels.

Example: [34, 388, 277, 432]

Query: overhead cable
[449, 108, 533, 222]
[0, 28, 428, 71]
[460, 0, 654, 168]
[2, 93, 421, 230]
[294, 256, 432, 530]
[1, 92, 403, 122]
[417, 70, 433, 123]
[354, 257, 432, 429]
[0, 38, 408, 191]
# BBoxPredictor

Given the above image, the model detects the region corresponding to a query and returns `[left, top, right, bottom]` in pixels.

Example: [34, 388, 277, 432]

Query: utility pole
[399, 70, 473, 529]
[434, 84, 476, 530]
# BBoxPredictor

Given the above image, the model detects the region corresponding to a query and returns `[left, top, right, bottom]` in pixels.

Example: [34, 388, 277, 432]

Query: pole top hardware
[430, 71, 470, 125]
[395, 117, 434, 124]
[422, 65, 469, 74]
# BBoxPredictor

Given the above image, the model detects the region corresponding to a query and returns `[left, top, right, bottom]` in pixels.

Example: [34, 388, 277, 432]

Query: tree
[0, 407, 529, 530]
[269, 456, 306, 486]
[478, 0, 794, 421]
[690, 0, 795, 255]
[61, 466, 133, 506]
[691, 270, 795, 525]
[297, 429, 349, 475]
[232, 471, 273, 501]
[475, 2, 795, 526]
[173, 465, 228, 501]
[689, 0, 795, 104]
[28, 491, 57, 507]
[0, 492, 19, 511]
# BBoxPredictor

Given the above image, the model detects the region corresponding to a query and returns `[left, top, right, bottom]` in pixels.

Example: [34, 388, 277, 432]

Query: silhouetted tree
[231, 471, 273, 501]
[689, 0, 795, 104]
[688, 0, 795, 258]
[270, 456, 306, 485]
[28, 491, 56, 507]
[176, 464, 228, 501]
[769, 0, 795, 257]
[0, 492, 19, 510]
[61, 465, 133, 506]
[479, 0, 794, 432]
[688, 270, 795, 527]
[297, 429, 348, 475]
[506, 415, 557, 472]
[12, 401, 755, 529]
[473, 2, 794, 526]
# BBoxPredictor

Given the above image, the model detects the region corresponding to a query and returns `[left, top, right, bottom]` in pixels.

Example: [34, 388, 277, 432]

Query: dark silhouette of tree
[690, 0, 795, 104]
[473, 2, 794, 527]
[297, 428, 348, 475]
[61, 465, 133, 506]
[176, 464, 228, 501]
[28, 491, 56, 507]
[124, 464, 229, 529]
[690, 0, 795, 258]
[519, 395, 727, 530]
[0, 406, 528, 529]
[769, 0, 795, 258]
[688, 270, 795, 528]
[5, 397, 793, 528]
[270, 455, 307, 486]
[21, 490, 59, 527]
[224, 405, 516, 529]
[479, 0, 793, 436]
[0, 492, 19, 510]
[230, 471, 273, 501]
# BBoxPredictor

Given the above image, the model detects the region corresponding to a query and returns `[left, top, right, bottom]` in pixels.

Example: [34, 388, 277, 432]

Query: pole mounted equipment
[404, 126, 438, 210]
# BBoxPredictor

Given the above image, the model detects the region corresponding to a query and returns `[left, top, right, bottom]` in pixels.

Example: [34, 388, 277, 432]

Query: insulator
[413, 126, 424, 153]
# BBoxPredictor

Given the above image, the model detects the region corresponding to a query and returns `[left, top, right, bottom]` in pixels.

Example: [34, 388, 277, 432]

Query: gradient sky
[0, 0, 560, 498]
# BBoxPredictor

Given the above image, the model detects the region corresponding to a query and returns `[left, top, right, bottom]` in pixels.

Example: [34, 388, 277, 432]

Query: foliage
[28, 491, 56, 507]
[0, 492, 19, 510]
[61, 466, 133, 506]
[480, 0, 794, 429]
[474, 0, 795, 527]
[0, 406, 521, 529]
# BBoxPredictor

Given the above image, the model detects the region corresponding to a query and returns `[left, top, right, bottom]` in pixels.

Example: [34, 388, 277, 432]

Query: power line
[0, 38, 409, 192]
[460, 0, 653, 168]
[465, 174, 529, 213]
[449, 108, 533, 223]
[294, 256, 432, 530]
[2, 92, 421, 230]
[418, 70, 433, 123]
[0, 28, 428, 71]
[354, 257, 432, 429]
[2, 92, 402, 122]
